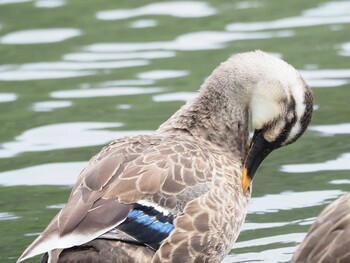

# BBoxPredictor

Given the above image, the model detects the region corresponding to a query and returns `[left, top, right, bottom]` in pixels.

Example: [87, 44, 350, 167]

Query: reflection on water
[86, 30, 293, 52]
[0, 60, 150, 81]
[309, 123, 350, 135]
[137, 70, 188, 80]
[234, 233, 305, 249]
[47, 204, 65, 209]
[96, 1, 216, 20]
[0, 212, 20, 220]
[63, 51, 175, 62]
[301, 69, 350, 88]
[226, 1, 350, 31]
[241, 222, 289, 231]
[20, 60, 149, 70]
[0, 69, 94, 81]
[0, 92, 17, 102]
[116, 104, 132, 110]
[339, 42, 350, 57]
[100, 79, 155, 86]
[129, 19, 158, 29]
[248, 190, 343, 213]
[282, 123, 350, 173]
[0, 28, 81, 44]
[50, 86, 163, 98]
[0, 0, 31, 4]
[0, 162, 85, 186]
[0, 122, 151, 158]
[34, 0, 65, 8]
[152, 92, 197, 102]
[281, 153, 350, 173]
[330, 179, 350, 184]
[235, 1, 262, 9]
[0, 0, 64, 6]
[223, 246, 297, 263]
[32, 100, 73, 112]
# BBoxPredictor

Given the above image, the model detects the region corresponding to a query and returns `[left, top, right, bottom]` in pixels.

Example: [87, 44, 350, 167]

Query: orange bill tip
[242, 167, 251, 192]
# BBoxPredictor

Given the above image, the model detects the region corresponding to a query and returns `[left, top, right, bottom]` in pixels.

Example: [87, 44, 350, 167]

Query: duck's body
[35, 133, 249, 263]
[18, 51, 313, 263]
[291, 193, 350, 263]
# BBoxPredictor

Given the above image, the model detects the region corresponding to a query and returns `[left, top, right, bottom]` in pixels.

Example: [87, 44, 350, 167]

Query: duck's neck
[159, 63, 252, 161]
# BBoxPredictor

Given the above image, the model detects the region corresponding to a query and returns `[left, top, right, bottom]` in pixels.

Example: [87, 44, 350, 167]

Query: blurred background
[0, 0, 349, 262]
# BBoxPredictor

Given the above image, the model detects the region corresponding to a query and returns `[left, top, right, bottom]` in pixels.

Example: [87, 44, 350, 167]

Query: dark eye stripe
[293, 84, 313, 141]
[283, 81, 313, 145]
[273, 96, 297, 146]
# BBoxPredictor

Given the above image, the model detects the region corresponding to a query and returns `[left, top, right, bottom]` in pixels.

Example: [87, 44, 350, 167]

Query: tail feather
[17, 200, 132, 262]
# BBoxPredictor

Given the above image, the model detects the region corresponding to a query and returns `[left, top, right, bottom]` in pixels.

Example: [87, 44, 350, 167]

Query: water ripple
[0, 28, 81, 44]
[235, 1, 262, 9]
[226, 1, 350, 31]
[0, 70, 94, 81]
[153, 92, 197, 102]
[241, 222, 289, 231]
[130, 19, 158, 29]
[0, 92, 17, 102]
[329, 179, 350, 184]
[310, 123, 350, 135]
[20, 60, 149, 70]
[281, 153, 350, 173]
[300, 69, 350, 88]
[32, 100, 73, 112]
[35, 0, 65, 8]
[234, 233, 305, 249]
[249, 190, 343, 213]
[0, 0, 31, 4]
[85, 30, 293, 52]
[0, 162, 86, 186]
[0, 60, 149, 81]
[338, 41, 350, 57]
[137, 70, 188, 80]
[50, 87, 163, 99]
[224, 246, 298, 263]
[0, 212, 20, 220]
[96, 1, 216, 20]
[63, 51, 175, 62]
[0, 122, 133, 158]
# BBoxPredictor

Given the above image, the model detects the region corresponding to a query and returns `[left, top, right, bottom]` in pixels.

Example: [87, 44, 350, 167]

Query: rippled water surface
[0, 1, 349, 262]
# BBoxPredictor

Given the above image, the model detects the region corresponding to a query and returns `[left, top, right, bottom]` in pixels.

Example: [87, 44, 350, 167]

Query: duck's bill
[242, 130, 273, 192]
[241, 167, 251, 192]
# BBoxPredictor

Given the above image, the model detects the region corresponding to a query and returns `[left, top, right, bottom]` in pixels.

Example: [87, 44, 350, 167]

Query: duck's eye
[263, 149, 271, 157]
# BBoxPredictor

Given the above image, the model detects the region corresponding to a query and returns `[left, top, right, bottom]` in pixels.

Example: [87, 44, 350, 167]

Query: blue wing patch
[117, 203, 175, 250]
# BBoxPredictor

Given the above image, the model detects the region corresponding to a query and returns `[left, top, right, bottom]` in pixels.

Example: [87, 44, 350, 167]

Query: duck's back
[21, 132, 249, 263]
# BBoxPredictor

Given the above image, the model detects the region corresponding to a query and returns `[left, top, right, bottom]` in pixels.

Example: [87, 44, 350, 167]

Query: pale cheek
[250, 96, 280, 130]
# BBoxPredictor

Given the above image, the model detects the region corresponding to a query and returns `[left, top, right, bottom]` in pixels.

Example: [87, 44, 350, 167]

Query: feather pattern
[17, 51, 313, 263]
[19, 134, 249, 263]
[291, 193, 350, 263]
[118, 203, 175, 250]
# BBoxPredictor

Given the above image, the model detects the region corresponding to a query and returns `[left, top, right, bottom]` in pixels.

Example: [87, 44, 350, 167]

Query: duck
[290, 193, 350, 263]
[17, 50, 313, 263]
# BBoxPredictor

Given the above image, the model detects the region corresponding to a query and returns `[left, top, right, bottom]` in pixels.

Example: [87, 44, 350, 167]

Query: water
[0, 0, 349, 262]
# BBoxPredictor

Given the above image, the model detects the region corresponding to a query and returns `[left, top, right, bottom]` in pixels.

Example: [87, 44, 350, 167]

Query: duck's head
[240, 51, 313, 191]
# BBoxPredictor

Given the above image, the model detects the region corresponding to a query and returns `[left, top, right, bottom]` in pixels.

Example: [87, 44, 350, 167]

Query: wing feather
[19, 134, 226, 262]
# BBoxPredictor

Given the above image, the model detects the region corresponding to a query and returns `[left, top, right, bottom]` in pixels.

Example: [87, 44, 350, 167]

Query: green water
[0, 0, 349, 262]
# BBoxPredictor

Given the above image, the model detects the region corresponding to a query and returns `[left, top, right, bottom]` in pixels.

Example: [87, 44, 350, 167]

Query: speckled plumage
[18, 50, 313, 263]
[27, 133, 250, 263]
[291, 193, 350, 263]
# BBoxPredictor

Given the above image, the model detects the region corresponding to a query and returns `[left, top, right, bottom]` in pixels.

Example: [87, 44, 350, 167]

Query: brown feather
[291, 193, 350, 263]
[18, 51, 313, 263]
